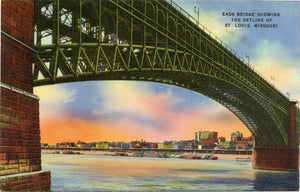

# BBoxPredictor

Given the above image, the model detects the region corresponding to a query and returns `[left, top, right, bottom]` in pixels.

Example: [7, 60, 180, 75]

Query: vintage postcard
[1, 0, 299, 191]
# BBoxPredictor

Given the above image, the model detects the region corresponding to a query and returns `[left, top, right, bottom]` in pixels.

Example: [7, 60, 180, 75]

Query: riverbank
[41, 149, 252, 161]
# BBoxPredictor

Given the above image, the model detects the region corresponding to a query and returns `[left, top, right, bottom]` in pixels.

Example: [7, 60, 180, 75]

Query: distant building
[158, 143, 164, 149]
[183, 140, 198, 149]
[219, 141, 232, 149]
[164, 144, 173, 149]
[235, 141, 249, 150]
[143, 142, 156, 149]
[235, 137, 254, 150]
[158, 142, 173, 149]
[78, 143, 93, 149]
[95, 142, 110, 149]
[241, 136, 253, 142]
[195, 132, 199, 141]
[110, 142, 121, 149]
[218, 137, 226, 142]
[201, 131, 210, 140]
[121, 143, 131, 149]
[195, 131, 218, 142]
[195, 131, 218, 149]
[131, 140, 145, 148]
[47, 144, 56, 149]
[231, 131, 243, 141]
[57, 143, 68, 148]
[76, 141, 87, 148]
[173, 142, 185, 150]
[57, 142, 75, 148]
[150, 143, 158, 149]
[41, 143, 48, 148]
[143, 142, 158, 149]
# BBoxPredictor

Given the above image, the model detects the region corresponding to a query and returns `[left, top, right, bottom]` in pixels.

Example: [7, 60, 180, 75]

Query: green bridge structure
[0, 0, 299, 190]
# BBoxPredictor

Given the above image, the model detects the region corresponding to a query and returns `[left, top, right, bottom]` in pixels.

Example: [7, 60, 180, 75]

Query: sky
[34, 0, 300, 144]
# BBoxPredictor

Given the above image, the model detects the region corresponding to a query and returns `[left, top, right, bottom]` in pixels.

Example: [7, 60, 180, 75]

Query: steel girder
[33, 0, 295, 147]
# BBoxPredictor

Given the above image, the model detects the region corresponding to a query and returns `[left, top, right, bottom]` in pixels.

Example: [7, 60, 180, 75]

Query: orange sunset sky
[35, 81, 252, 144]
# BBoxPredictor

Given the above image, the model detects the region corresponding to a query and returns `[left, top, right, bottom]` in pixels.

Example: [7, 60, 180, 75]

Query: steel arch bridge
[33, 0, 299, 147]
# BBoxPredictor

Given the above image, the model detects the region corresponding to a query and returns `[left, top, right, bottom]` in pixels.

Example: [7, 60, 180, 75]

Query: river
[42, 154, 299, 191]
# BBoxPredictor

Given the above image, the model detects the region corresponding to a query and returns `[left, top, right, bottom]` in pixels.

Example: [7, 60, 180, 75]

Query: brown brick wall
[0, 88, 41, 176]
[1, 0, 51, 190]
[0, 171, 51, 191]
[1, 0, 42, 176]
[252, 146, 299, 171]
[1, 1, 51, 191]
[1, 0, 35, 93]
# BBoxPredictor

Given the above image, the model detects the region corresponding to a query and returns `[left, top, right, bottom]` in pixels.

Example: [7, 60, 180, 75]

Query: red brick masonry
[0, 171, 51, 191]
[1, 0, 51, 190]
[252, 146, 299, 171]
[0, 88, 41, 176]
[1, 0, 34, 93]
[252, 102, 299, 171]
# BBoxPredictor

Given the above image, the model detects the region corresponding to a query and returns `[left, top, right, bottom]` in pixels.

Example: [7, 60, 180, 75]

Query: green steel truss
[33, 0, 297, 147]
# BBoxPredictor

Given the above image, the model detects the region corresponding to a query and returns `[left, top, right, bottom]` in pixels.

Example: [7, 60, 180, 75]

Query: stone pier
[252, 101, 299, 171]
[1, 0, 51, 190]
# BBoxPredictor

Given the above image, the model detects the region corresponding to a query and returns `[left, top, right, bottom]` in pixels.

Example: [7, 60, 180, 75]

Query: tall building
[195, 131, 218, 149]
[210, 132, 218, 143]
[231, 131, 243, 141]
[195, 131, 218, 142]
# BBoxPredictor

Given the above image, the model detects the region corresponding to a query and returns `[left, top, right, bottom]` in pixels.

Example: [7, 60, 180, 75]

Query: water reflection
[42, 154, 299, 191]
[253, 170, 299, 191]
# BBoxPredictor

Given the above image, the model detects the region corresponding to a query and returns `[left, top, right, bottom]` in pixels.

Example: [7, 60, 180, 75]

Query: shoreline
[41, 149, 252, 161]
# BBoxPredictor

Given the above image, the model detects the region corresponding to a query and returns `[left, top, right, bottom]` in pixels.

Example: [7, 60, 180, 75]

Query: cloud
[252, 39, 300, 100]
[93, 81, 250, 141]
[197, 8, 246, 46]
[40, 99, 250, 144]
[92, 81, 181, 124]
[36, 81, 250, 143]
[34, 85, 77, 114]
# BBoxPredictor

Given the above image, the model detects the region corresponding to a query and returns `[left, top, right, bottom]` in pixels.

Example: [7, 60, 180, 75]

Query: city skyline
[34, 0, 300, 144]
[44, 130, 244, 144]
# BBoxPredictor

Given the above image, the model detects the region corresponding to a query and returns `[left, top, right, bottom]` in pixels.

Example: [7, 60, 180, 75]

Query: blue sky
[34, 0, 300, 143]
[175, 0, 300, 97]
[176, 0, 300, 57]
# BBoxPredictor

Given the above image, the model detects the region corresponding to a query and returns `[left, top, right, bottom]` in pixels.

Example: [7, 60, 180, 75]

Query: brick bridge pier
[1, 0, 50, 190]
[252, 101, 299, 171]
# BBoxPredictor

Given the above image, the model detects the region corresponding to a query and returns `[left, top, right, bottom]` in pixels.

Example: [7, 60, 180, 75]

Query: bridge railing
[165, 0, 243, 62]
[165, 0, 288, 100]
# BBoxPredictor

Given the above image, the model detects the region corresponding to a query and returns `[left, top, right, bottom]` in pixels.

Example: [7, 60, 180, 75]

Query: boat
[179, 154, 202, 159]
[144, 153, 169, 158]
[62, 151, 80, 155]
[210, 156, 218, 160]
[202, 155, 210, 160]
[236, 157, 251, 162]
[112, 152, 128, 156]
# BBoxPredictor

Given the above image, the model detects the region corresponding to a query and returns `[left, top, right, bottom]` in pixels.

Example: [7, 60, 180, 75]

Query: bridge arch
[177, 23, 185, 43]
[213, 48, 218, 62]
[82, 1, 98, 19]
[157, 9, 166, 26]
[146, 2, 155, 21]
[193, 36, 199, 51]
[31, 0, 298, 171]
[207, 45, 212, 59]
[186, 29, 193, 48]
[33, 64, 283, 147]
[167, 16, 176, 35]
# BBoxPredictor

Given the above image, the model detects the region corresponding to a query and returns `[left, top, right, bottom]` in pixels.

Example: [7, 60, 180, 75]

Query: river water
[42, 154, 299, 191]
